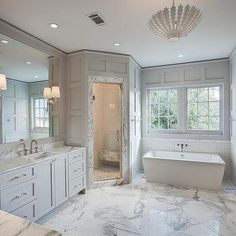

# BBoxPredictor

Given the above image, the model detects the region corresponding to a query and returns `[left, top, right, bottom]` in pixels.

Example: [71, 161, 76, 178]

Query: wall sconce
[43, 86, 60, 104]
[0, 74, 7, 96]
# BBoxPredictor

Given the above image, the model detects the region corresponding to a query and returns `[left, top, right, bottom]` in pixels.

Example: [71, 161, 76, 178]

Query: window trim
[145, 84, 224, 136]
[146, 87, 179, 133]
[32, 97, 49, 131]
[184, 84, 223, 135]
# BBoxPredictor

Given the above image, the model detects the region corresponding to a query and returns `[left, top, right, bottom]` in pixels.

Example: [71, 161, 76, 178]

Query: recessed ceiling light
[26, 61, 31, 64]
[1, 40, 8, 44]
[178, 54, 183, 58]
[35, 75, 38, 79]
[50, 23, 58, 29]
[114, 43, 120, 46]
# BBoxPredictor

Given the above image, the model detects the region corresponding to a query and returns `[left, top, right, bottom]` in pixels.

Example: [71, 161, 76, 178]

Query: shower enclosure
[93, 83, 122, 181]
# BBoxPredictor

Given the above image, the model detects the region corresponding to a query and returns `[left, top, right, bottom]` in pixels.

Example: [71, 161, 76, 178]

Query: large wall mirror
[0, 33, 56, 143]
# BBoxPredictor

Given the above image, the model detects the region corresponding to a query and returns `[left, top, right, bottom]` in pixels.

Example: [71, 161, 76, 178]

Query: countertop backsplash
[0, 140, 64, 160]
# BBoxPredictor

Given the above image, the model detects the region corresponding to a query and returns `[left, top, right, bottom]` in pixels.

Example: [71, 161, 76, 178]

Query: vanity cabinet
[38, 155, 68, 218]
[11, 199, 38, 221]
[37, 160, 54, 218]
[68, 150, 86, 197]
[0, 165, 38, 220]
[54, 155, 68, 206]
[0, 148, 86, 222]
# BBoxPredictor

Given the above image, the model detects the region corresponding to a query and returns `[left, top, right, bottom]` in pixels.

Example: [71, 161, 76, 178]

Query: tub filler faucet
[177, 143, 188, 152]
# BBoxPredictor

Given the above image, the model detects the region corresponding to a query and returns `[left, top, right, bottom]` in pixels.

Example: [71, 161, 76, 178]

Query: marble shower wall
[141, 137, 231, 179]
[93, 83, 121, 168]
[88, 75, 129, 188]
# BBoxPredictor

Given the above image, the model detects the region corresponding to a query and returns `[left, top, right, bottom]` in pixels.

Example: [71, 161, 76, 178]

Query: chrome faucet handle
[30, 140, 38, 154]
[24, 149, 28, 156]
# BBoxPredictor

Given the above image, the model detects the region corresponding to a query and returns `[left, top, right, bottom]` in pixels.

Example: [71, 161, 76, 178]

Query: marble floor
[37, 175, 236, 236]
[94, 165, 120, 181]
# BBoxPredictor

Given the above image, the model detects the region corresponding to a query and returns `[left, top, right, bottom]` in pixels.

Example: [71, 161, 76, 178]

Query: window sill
[145, 131, 227, 140]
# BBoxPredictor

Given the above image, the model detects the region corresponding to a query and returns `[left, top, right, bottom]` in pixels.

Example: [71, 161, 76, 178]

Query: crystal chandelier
[149, 0, 202, 42]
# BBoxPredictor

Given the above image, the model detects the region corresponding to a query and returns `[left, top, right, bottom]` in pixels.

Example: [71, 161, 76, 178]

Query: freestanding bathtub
[143, 150, 225, 190]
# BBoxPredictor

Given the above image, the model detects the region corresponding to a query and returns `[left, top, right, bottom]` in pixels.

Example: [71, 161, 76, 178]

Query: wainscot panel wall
[66, 51, 142, 188]
[142, 60, 230, 140]
[129, 58, 142, 178]
[1, 79, 29, 143]
[230, 49, 236, 184]
[141, 60, 231, 180]
[142, 137, 231, 179]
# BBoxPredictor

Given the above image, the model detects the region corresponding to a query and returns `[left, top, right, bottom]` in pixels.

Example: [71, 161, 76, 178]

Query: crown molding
[0, 19, 66, 58]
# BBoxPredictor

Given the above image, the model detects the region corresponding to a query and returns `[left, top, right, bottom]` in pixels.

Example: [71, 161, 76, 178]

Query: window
[148, 88, 178, 130]
[187, 86, 220, 131]
[33, 98, 49, 129]
[146, 85, 222, 135]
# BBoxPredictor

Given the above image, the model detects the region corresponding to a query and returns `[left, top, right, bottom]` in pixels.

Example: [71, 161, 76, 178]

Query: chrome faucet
[17, 140, 28, 156]
[177, 143, 188, 152]
[30, 140, 38, 154]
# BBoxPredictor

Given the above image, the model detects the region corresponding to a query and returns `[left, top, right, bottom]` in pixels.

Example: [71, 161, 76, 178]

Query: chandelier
[149, 0, 202, 42]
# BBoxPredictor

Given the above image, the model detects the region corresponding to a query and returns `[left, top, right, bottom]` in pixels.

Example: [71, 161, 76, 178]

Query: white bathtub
[143, 150, 225, 190]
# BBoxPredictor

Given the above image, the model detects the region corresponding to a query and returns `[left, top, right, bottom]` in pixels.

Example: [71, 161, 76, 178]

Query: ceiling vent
[88, 12, 105, 26]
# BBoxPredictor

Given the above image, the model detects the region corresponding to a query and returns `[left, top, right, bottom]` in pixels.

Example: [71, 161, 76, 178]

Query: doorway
[93, 83, 122, 181]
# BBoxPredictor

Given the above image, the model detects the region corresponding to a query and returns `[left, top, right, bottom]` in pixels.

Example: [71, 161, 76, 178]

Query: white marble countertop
[0, 210, 61, 236]
[0, 146, 86, 173]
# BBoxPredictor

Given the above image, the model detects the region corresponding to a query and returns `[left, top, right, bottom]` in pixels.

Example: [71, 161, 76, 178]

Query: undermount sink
[23, 151, 55, 160]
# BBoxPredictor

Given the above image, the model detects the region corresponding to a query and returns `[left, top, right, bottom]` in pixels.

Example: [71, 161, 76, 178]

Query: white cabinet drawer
[1, 166, 36, 190]
[69, 160, 85, 180]
[68, 150, 85, 165]
[1, 179, 37, 212]
[69, 175, 85, 197]
[11, 200, 38, 221]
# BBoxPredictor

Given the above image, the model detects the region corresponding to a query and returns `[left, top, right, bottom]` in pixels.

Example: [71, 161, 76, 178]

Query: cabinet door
[37, 160, 55, 218]
[54, 156, 68, 206]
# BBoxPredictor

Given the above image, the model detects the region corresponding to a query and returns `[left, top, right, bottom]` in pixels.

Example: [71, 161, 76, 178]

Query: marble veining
[37, 175, 236, 236]
[0, 210, 61, 236]
[88, 75, 129, 189]
[0, 141, 64, 161]
[94, 166, 120, 181]
[0, 145, 85, 173]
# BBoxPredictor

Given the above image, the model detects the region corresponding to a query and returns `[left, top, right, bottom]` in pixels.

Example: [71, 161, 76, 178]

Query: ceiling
[0, 33, 49, 82]
[0, 0, 235, 67]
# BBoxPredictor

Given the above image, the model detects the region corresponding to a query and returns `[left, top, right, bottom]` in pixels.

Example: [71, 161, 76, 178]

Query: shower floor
[94, 165, 120, 181]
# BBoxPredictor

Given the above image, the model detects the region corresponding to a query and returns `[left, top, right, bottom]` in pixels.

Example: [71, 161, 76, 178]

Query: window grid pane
[33, 98, 49, 129]
[148, 89, 178, 130]
[187, 86, 220, 131]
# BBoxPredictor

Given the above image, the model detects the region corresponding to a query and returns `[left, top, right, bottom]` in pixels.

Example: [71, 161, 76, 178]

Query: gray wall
[142, 60, 230, 140]
[230, 50, 236, 183]
[141, 60, 232, 180]
[1, 79, 29, 143]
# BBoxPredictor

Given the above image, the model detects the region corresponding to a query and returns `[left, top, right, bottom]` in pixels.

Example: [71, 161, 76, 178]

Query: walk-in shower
[93, 83, 122, 181]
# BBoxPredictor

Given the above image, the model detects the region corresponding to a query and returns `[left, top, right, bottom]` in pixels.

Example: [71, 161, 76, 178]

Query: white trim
[230, 46, 236, 60]
[142, 58, 230, 71]
[145, 84, 225, 139]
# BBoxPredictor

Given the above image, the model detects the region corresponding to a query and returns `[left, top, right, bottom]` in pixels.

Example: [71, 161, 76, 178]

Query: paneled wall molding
[66, 51, 133, 188]
[143, 61, 229, 86]
[142, 137, 231, 179]
[142, 60, 231, 140]
[88, 75, 129, 188]
[142, 58, 230, 70]
[230, 51, 236, 184]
